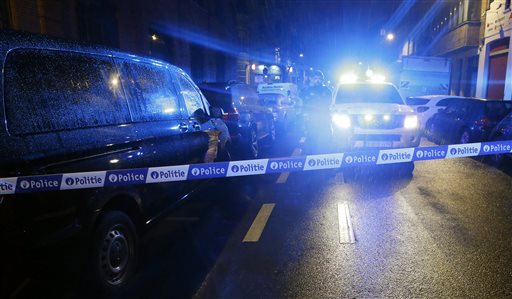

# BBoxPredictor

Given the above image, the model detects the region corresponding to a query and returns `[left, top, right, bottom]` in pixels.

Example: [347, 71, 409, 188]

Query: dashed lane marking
[338, 202, 355, 244]
[276, 136, 305, 184]
[276, 147, 302, 184]
[243, 203, 275, 242]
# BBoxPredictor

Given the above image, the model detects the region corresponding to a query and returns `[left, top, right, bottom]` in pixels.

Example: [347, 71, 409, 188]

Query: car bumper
[332, 127, 421, 150]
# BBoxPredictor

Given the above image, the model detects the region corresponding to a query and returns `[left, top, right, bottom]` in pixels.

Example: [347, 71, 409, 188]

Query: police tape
[1, 140, 512, 195]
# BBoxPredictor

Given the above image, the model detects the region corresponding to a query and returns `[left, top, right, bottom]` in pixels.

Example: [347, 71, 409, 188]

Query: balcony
[431, 21, 481, 56]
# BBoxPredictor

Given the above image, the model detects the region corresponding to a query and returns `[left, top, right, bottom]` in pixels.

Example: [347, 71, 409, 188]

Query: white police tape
[2, 140, 512, 195]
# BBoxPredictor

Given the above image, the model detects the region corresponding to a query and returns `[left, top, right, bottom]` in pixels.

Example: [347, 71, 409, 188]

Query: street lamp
[386, 33, 395, 41]
[299, 53, 304, 58]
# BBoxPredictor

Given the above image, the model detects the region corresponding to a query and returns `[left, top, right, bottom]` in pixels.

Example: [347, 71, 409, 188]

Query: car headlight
[332, 114, 351, 129]
[404, 115, 418, 129]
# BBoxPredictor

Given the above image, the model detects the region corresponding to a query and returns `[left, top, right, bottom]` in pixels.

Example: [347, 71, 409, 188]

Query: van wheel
[89, 211, 138, 293]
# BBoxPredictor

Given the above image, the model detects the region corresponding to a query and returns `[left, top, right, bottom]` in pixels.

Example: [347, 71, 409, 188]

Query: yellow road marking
[243, 203, 275, 242]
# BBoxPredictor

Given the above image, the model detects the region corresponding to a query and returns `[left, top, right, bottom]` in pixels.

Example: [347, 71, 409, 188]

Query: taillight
[222, 112, 240, 122]
[475, 116, 492, 127]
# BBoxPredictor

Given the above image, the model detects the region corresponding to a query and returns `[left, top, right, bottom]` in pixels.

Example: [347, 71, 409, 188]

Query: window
[0, 0, 11, 29]
[176, 73, 207, 116]
[486, 103, 509, 119]
[405, 98, 430, 106]
[120, 60, 180, 121]
[444, 102, 461, 115]
[4, 49, 130, 135]
[436, 98, 458, 107]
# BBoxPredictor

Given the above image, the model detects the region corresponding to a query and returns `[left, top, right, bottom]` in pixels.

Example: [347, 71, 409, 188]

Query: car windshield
[4, 1, 512, 299]
[335, 84, 404, 104]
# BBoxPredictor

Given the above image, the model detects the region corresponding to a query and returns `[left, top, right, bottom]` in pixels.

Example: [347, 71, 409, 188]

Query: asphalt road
[12, 133, 512, 299]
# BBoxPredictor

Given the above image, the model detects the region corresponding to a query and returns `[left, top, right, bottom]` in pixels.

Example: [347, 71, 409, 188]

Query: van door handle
[179, 123, 189, 132]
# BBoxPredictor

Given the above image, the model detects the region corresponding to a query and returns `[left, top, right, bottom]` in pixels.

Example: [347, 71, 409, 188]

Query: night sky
[283, 0, 428, 76]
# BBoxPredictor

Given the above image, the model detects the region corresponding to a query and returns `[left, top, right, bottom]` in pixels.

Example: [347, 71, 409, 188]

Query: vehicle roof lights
[369, 74, 386, 83]
[339, 73, 358, 83]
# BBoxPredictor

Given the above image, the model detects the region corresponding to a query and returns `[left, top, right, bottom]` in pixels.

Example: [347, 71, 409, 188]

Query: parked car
[0, 31, 229, 294]
[198, 82, 275, 159]
[257, 83, 301, 134]
[405, 95, 465, 134]
[427, 97, 512, 144]
[486, 111, 512, 166]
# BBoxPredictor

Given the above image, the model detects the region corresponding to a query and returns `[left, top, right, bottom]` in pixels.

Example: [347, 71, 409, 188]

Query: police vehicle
[331, 76, 421, 151]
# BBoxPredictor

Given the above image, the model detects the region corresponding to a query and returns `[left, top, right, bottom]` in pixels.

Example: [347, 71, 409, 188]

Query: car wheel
[89, 211, 138, 293]
[426, 121, 435, 142]
[459, 129, 470, 144]
[246, 127, 259, 159]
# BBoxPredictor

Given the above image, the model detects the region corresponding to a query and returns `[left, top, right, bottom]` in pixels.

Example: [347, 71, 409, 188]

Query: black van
[0, 31, 230, 294]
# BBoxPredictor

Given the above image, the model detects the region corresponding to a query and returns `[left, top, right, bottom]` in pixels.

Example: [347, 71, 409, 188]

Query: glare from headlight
[332, 114, 351, 129]
[404, 115, 418, 129]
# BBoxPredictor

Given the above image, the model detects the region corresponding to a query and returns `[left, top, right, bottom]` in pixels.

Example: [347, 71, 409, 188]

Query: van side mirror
[210, 106, 223, 119]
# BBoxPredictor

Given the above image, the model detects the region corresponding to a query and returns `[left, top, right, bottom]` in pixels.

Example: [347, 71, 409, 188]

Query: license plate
[365, 141, 393, 148]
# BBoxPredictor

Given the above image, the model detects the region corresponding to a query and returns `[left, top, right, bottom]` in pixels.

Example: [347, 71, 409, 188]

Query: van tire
[88, 211, 138, 294]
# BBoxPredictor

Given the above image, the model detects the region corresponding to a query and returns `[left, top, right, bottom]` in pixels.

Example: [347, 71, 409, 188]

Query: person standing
[300, 70, 333, 153]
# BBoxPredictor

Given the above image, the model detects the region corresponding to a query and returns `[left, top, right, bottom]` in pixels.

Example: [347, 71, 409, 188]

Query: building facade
[403, 0, 483, 97]
[476, 0, 512, 100]
[0, 0, 284, 83]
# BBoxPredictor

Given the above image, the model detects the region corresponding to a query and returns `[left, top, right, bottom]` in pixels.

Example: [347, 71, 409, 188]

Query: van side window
[4, 49, 130, 135]
[120, 61, 180, 121]
[176, 73, 207, 116]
